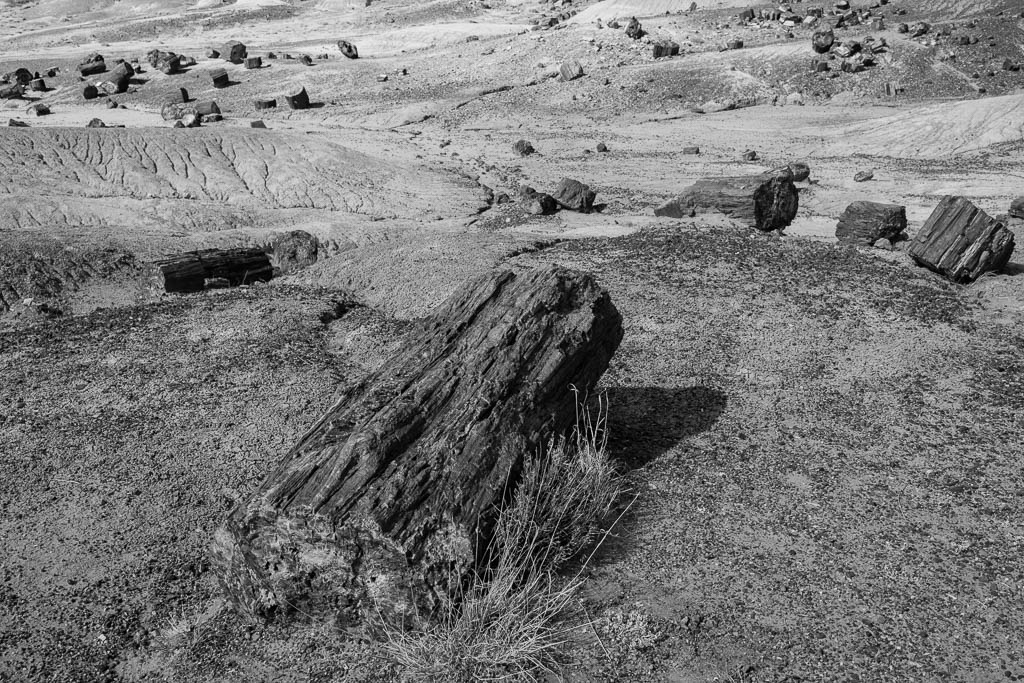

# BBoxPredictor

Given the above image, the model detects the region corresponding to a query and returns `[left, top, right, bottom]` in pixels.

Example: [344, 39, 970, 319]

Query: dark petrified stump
[908, 196, 1014, 283]
[245, 56, 262, 69]
[284, 84, 310, 109]
[655, 173, 800, 231]
[254, 97, 277, 110]
[210, 67, 230, 88]
[210, 266, 623, 624]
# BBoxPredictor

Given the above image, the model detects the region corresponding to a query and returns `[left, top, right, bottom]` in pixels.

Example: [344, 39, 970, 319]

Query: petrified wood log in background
[835, 201, 906, 245]
[655, 173, 799, 231]
[908, 195, 1014, 283]
[211, 266, 623, 624]
[145, 248, 273, 292]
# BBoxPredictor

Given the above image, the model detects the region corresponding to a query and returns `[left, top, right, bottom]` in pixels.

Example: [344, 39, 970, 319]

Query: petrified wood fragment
[655, 173, 799, 231]
[210, 267, 623, 624]
[908, 196, 1014, 283]
[835, 201, 907, 245]
[145, 248, 273, 292]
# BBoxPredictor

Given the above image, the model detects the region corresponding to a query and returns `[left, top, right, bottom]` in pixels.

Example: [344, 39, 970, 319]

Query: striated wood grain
[210, 266, 623, 624]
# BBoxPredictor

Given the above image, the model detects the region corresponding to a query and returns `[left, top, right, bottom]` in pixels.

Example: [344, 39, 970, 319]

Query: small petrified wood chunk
[835, 201, 907, 245]
[210, 267, 623, 625]
[908, 196, 1014, 283]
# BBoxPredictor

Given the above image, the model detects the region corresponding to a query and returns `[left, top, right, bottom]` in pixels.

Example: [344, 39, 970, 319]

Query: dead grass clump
[382, 397, 624, 682]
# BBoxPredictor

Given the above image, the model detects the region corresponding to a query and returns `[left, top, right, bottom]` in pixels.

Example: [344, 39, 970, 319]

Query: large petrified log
[210, 266, 623, 624]
[654, 173, 799, 231]
[908, 196, 1014, 283]
[145, 248, 273, 292]
[223, 40, 247, 63]
[835, 201, 906, 245]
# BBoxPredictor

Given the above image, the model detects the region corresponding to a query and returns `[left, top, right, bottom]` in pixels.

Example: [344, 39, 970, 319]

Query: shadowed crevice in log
[211, 265, 623, 625]
[604, 386, 728, 470]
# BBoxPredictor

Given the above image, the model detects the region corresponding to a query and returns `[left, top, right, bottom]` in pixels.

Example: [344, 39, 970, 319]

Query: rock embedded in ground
[210, 266, 623, 624]
[908, 196, 1014, 283]
[655, 173, 800, 231]
[525, 192, 558, 215]
[552, 178, 596, 213]
[86, 118, 106, 128]
[835, 201, 907, 246]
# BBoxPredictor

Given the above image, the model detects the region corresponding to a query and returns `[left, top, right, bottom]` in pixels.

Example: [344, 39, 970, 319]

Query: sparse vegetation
[381, 396, 625, 682]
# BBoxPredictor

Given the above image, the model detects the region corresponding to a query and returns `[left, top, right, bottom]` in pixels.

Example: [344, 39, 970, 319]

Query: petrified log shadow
[603, 385, 727, 470]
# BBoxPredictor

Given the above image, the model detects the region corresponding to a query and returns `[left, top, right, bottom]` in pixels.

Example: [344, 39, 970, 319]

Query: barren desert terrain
[2, 0, 1024, 681]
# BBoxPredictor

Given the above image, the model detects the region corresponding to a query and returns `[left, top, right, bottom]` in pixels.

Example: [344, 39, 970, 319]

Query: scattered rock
[251, 120, 267, 129]
[835, 201, 907, 246]
[513, 139, 535, 157]
[29, 103, 50, 116]
[560, 60, 584, 82]
[726, 39, 744, 50]
[742, 150, 758, 161]
[787, 162, 811, 182]
[874, 238, 893, 250]
[525, 192, 558, 215]
[653, 41, 680, 59]
[254, 97, 277, 110]
[812, 29, 835, 53]
[299, 55, 314, 66]
[245, 56, 262, 70]
[682, 146, 700, 154]
[82, 84, 98, 100]
[854, 170, 874, 182]
[596, 142, 608, 153]
[223, 40, 247, 64]
[337, 40, 359, 59]
[86, 118, 106, 128]
[625, 16, 644, 39]
[29, 78, 46, 92]
[210, 67, 229, 88]
[8, 118, 28, 127]
[552, 178, 596, 213]
[910, 22, 930, 37]
[206, 48, 221, 59]
[908, 196, 1014, 283]
[181, 112, 200, 127]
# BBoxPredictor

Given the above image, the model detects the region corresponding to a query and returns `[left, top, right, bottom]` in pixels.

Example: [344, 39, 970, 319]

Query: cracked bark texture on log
[909, 195, 1014, 283]
[211, 266, 623, 624]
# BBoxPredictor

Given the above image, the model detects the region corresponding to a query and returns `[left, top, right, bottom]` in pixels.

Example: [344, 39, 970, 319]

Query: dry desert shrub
[382, 396, 625, 682]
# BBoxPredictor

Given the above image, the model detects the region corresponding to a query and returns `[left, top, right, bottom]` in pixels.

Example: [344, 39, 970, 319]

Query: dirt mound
[0, 128, 479, 216]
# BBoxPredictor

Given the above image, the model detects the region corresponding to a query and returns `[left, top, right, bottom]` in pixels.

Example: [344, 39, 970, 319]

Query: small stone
[513, 139, 535, 157]
[854, 170, 874, 182]
[596, 142, 608, 153]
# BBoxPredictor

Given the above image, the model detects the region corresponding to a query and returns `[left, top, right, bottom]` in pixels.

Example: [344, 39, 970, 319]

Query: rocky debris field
[2, 0, 1024, 680]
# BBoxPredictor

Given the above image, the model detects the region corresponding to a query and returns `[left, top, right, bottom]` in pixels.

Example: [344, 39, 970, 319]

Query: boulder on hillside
[269, 231, 319, 274]
[625, 16, 644, 39]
